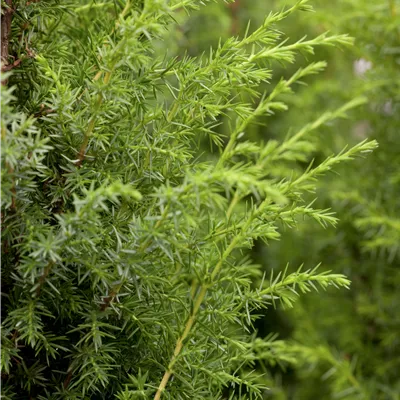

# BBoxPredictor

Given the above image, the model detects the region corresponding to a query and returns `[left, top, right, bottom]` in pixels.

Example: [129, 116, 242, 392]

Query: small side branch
[100, 283, 121, 312]
[35, 261, 55, 297]
[63, 370, 72, 389]
[153, 196, 252, 399]
[154, 286, 208, 400]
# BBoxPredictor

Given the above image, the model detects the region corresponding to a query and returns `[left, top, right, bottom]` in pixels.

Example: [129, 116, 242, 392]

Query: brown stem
[33, 105, 55, 118]
[100, 284, 121, 312]
[63, 370, 72, 389]
[1, 57, 21, 72]
[1, 0, 13, 71]
[228, 0, 240, 36]
[11, 329, 19, 342]
[36, 261, 55, 296]
[1, 2, 17, 210]
[1, 48, 36, 72]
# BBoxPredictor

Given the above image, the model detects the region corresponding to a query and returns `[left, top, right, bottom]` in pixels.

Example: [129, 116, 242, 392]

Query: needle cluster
[1, 1, 376, 399]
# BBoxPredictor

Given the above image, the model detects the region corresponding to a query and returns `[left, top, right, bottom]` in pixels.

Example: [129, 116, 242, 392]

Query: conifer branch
[76, 0, 132, 167]
[76, 67, 112, 166]
[154, 285, 208, 400]
[153, 191, 250, 398]
[1, 1, 381, 397]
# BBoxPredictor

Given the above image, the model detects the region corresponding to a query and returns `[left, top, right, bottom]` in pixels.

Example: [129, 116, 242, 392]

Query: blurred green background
[161, 1, 400, 398]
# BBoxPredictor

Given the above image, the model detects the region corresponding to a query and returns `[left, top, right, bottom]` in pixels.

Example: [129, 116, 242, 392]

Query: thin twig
[153, 197, 249, 399]
[63, 370, 72, 389]
[35, 261, 55, 296]
[1, 57, 21, 72]
[228, 0, 240, 36]
[1, 0, 13, 71]
[154, 286, 208, 400]
[100, 284, 121, 312]
[2, 47, 36, 73]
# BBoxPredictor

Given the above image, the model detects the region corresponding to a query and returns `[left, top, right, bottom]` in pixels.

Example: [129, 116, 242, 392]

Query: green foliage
[1, 0, 377, 399]
[256, 0, 400, 398]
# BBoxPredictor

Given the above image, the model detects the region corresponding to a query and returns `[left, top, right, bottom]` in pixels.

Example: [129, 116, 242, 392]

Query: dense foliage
[0, 1, 381, 399]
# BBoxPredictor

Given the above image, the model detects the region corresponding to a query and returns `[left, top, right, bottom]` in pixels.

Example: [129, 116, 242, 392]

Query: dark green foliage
[1, 1, 377, 399]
